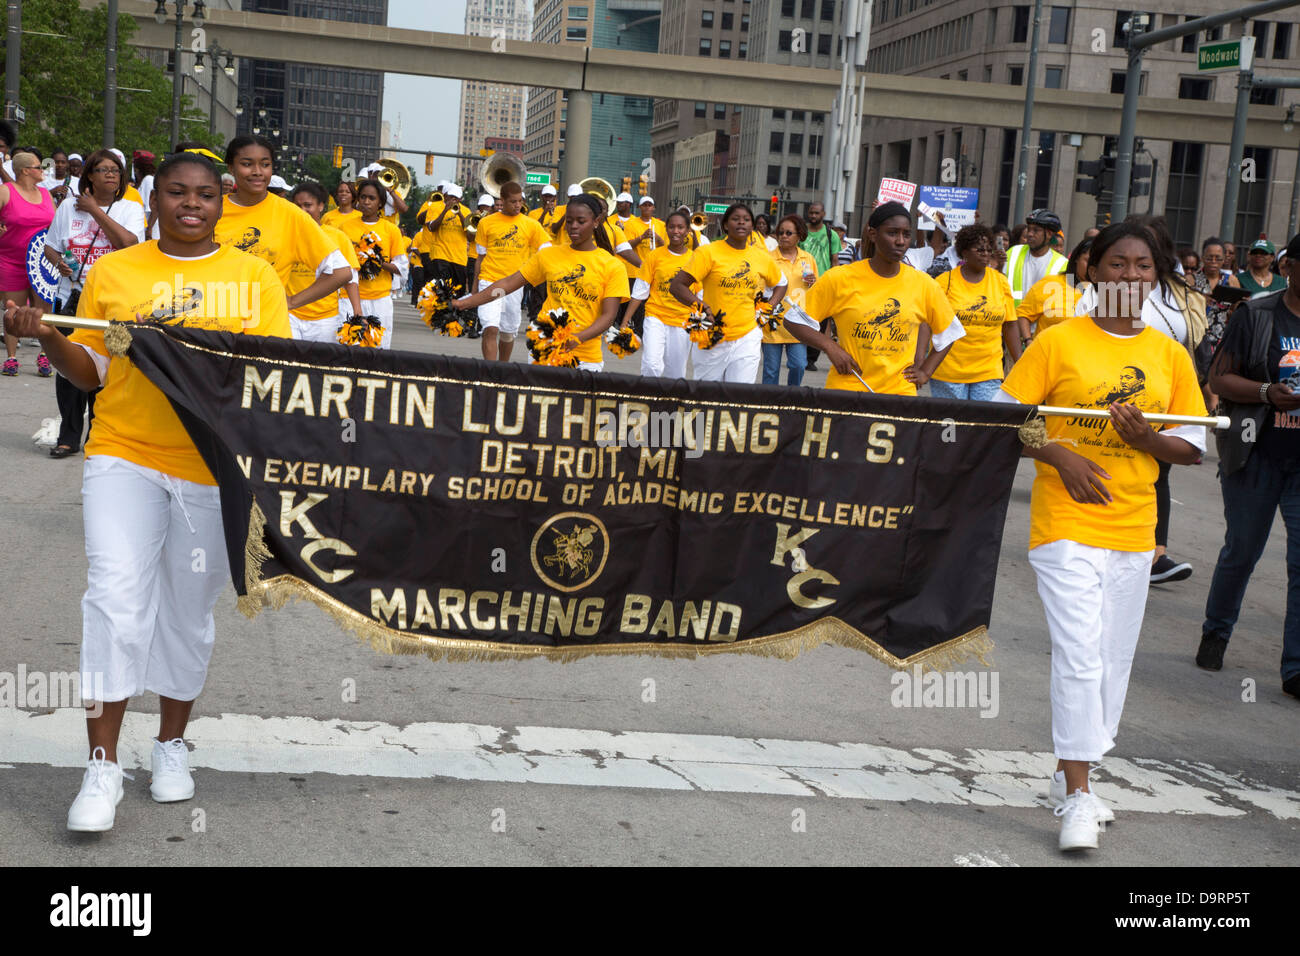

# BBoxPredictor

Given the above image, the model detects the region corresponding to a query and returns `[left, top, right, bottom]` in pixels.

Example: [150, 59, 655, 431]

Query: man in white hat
[267, 174, 289, 197]
[614, 192, 634, 226]
[566, 183, 582, 199]
[478, 192, 497, 213]
[422, 181, 478, 332]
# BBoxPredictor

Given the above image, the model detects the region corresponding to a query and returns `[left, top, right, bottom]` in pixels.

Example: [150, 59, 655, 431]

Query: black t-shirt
[1259, 298, 1300, 463]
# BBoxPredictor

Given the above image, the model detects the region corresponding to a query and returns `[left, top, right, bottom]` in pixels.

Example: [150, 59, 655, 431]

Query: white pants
[477, 279, 524, 336]
[578, 361, 604, 372]
[1028, 539, 1154, 762]
[290, 312, 341, 343]
[360, 295, 394, 349]
[641, 315, 690, 379]
[692, 326, 762, 383]
[81, 456, 230, 702]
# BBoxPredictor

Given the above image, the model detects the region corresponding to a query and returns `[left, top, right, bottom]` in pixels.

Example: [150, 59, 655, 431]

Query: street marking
[954, 850, 1018, 867]
[3, 707, 1297, 819]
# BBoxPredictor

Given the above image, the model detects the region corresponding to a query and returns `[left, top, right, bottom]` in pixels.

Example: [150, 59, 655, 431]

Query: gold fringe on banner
[234, 500, 995, 672]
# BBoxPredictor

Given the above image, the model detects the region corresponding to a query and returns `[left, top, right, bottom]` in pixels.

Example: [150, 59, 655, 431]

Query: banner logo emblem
[531, 512, 609, 593]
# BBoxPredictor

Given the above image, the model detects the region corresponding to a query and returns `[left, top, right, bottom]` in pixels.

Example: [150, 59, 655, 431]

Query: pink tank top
[0, 181, 56, 265]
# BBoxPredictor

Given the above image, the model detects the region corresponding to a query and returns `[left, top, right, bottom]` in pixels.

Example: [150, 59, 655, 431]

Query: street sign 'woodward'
[1198, 37, 1255, 72]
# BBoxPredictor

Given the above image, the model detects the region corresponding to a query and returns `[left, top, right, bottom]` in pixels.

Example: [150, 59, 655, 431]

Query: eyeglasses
[91, 166, 120, 175]
[777, 230, 797, 236]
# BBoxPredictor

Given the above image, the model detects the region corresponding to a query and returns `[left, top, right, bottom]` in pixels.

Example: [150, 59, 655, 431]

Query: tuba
[373, 158, 411, 201]
[479, 152, 527, 199]
[579, 177, 616, 217]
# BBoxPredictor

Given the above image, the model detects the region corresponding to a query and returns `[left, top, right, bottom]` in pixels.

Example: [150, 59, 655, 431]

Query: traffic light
[638, 175, 648, 196]
[1130, 161, 1153, 198]
[332, 144, 343, 169]
[769, 194, 779, 215]
[480, 148, 495, 158]
[1075, 155, 1115, 199]
[424, 154, 434, 176]
[621, 176, 632, 193]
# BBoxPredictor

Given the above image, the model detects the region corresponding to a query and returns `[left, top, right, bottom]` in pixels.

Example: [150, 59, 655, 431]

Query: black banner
[117, 324, 1030, 667]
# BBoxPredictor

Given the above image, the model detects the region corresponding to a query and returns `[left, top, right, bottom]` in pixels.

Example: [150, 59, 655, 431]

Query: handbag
[55, 223, 102, 317]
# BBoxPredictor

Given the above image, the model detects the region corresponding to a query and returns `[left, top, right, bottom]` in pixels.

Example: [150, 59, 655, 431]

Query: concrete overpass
[89, 0, 1296, 185]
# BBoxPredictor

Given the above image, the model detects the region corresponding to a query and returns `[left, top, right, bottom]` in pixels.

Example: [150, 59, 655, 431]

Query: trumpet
[691, 213, 708, 229]
[465, 212, 484, 238]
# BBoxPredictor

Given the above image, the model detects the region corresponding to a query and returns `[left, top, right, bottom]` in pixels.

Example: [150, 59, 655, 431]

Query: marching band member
[619, 195, 666, 332]
[2, 152, 290, 833]
[454, 193, 628, 372]
[669, 203, 787, 383]
[322, 181, 359, 229]
[216, 136, 351, 314]
[929, 223, 1021, 400]
[527, 184, 562, 320]
[425, 183, 473, 295]
[763, 214, 819, 387]
[1018, 238, 1092, 343]
[471, 181, 550, 362]
[997, 220, 1206, 851]
[783, 201, 963, 395]
[613, 191, 634, 227]
[288, 181, 363, 342]
[338, 178, 407, 349]
[619, 209, 697, 379]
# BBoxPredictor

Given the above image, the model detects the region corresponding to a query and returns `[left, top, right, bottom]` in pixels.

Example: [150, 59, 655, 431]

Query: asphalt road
[1, 301, 1296, 867]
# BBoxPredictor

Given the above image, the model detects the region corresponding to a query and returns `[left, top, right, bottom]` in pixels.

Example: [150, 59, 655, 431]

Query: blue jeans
[762, 342, 807, 386]
[929, 378, 1004, 401]
[1203, 449, 1300, 680]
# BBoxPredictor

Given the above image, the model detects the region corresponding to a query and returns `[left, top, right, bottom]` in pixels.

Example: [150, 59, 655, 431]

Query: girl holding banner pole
[454, 193, 629, 371]
[996, 221, 1207, 852]
[3, 153, 291, 833]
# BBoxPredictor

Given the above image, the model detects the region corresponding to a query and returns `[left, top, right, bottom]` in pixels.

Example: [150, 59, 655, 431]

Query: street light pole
[1011, 0, 1044, 226]
[169, 3, 185, 151]
[5, 0, 21, 126]
[104, 0, 118, 146]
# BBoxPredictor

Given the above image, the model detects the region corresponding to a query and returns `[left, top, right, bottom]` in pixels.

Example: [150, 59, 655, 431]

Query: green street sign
[702, 203, 728, 214]
[1198, 37, 1253, 71]
[525, 172, 551, 185]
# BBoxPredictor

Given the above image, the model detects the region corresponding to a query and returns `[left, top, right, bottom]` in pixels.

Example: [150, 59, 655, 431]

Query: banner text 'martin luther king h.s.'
[118, 324, 1030, 668]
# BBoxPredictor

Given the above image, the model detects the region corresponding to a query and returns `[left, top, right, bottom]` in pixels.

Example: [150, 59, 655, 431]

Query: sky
[383, 0, 471, 186]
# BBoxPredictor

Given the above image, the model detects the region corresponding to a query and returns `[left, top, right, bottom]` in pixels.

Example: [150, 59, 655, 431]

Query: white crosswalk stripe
[3, 707, 1298, 819]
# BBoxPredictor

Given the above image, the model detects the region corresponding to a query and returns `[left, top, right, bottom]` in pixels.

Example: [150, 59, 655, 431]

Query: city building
[143, 0, 241, 145]
[650, 0, 751, 210]
[456, 0, 535, 186]
[859, 1, 1300, 247]
[525, 0, 661, 188]
[236, 0, 388, 174]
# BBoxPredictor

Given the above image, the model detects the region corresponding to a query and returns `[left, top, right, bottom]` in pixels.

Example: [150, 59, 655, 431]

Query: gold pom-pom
[685, 307, 725, 350]
[417, 277, 470, 336]
[104, 322, 133, 358]
[338, 314, 385, 348]
[605, 326, 641, 358]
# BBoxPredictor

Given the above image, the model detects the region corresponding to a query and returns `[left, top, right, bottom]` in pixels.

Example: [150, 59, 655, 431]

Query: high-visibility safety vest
[1005, 243, 1068, 301]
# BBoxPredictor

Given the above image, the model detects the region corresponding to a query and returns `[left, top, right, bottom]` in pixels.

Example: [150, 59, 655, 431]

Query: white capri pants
[641, 315, 690, 379]
[1028, 538, 1153, 762]
[477, 279, 525, 336]
[358, 295, 394, 349]
[290, 312, 342, 343]
[692, 326, 762, 384]
[80, 455, 231, 702]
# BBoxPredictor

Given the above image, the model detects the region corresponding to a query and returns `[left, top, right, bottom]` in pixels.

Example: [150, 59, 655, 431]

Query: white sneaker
[150, 738, 195, 803]
[1055, 789, 1102, 851]
[1048, 773, 1115, 824]
[67, 746, 128, 832]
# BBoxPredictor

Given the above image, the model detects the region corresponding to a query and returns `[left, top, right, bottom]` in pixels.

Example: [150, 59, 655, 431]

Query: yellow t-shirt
[764, 248, 818, 345]
[321, 208, 360, 230]
[289, 223, 360, 323]
[124, 184, 145, 210]
[1019, 273, 1084, 335]
[69, 242, 290, 485]
[1001, 316, 1207, 552]
[475, 212, 550, 283]
[518, 246, 630, 364]
[933, 266, 1017, 384]
[637, 246, 695, 328]
[804, 260, 957, 395]
[338, 215, 407, 300]
[531, 204, 566, 240]
[425, 201, 471, 265]
[216, 194, 340, 297]
[683, 240, 786, 342]
[621, 216, 667, 276]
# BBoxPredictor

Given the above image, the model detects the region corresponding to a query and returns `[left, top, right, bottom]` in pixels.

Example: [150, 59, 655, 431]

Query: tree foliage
[0, 0, 216, 160]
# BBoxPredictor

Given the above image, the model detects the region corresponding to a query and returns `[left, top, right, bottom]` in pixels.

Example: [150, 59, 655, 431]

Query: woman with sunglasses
[0, 149, 56, 376]
[41, 149, 146, 457]
[763, 214, 818, 386]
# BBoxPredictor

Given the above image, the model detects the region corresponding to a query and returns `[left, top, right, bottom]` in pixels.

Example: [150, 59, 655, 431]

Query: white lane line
[2, 707, 1297, 819]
